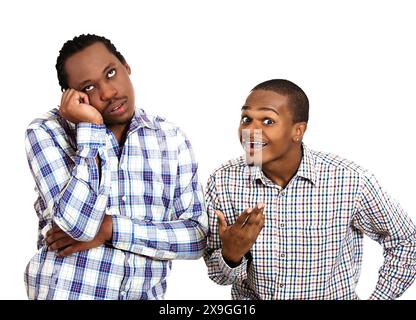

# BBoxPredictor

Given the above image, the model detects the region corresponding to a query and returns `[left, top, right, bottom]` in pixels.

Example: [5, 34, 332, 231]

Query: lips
[242, 140, 268, 151]
[108, 99, 127, 114]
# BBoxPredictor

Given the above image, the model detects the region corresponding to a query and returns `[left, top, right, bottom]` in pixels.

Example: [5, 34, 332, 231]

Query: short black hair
[251, 79, 309, 123]
[56, 34, 126, 92]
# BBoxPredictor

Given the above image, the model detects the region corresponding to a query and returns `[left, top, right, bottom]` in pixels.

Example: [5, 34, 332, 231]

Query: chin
[244, 152, 265, 167]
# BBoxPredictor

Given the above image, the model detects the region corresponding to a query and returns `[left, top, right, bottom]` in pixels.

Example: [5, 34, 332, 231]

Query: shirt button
[280, 191, 285, 196]
[280, 253, 285, 258]
[280, 284, 285, 288]
[120, 291, 126, 296]
[122, 196, 126, 202]
[280, 223, 285, 228]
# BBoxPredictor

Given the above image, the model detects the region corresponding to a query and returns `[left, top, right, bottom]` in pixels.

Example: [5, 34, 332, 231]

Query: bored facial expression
[65, 42, 135, 126]
[238, 90, 297, 166]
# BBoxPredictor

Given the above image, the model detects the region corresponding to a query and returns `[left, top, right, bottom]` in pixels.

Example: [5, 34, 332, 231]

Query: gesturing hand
[216, 202, 265, 265]
[45, 215, 113, 257]
[59, 89, 103, 125]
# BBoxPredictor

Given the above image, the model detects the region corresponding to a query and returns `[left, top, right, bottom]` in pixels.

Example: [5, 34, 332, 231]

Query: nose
[99, 81, 117, 101]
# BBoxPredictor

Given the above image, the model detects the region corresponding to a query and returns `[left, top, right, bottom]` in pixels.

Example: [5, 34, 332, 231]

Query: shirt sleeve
[25, 122, 111, 242]
[110, 129, 208, 260]
[351, 172, 416, 300]
[203, 173, 249, 285]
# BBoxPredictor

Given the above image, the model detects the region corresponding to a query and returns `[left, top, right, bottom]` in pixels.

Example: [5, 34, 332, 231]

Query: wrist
[90, 116, 104, 125]
[221, 249, 243, 266]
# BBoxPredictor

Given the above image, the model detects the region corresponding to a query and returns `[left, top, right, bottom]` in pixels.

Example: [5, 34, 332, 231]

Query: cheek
[265, 128, 290, 146]
[87, 93, 106, 110]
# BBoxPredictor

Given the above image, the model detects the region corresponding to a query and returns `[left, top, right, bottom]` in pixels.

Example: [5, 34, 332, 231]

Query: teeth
[242, 140, 267, 146]
[242, 140, 267, 150]
[112, 102, 123, 112]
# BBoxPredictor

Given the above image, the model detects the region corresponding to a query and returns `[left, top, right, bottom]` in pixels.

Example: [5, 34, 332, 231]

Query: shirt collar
[247, 143, 317, 186]
[296, 144, 317, 185]
[128, 108, 157, 132]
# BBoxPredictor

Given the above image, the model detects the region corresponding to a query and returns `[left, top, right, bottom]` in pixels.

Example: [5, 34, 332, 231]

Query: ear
[292, 122, 307, 143]
[124, 63, 131, 75]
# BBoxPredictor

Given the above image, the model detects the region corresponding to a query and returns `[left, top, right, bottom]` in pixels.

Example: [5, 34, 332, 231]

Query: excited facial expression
[64, 42, 135, 126]
[238, 89, 304, 166]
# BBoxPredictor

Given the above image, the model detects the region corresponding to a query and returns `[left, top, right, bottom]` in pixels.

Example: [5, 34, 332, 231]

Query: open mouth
[242, 140, 268, 151]
[109, 100, 127, 114]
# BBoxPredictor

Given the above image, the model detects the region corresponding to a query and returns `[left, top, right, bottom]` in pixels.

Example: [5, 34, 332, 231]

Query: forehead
[244, 90, 290, 113]
[65, 42, 119, 87]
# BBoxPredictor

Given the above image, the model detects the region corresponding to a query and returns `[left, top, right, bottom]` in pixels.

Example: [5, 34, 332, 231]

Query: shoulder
[26, 108, 70, 134]
[309, 147, 371, 178]
[138, 109, 194, 151]
[25, 108, 76, 151]
[137, 109, 184, 137]
[209, 156, 248, 180]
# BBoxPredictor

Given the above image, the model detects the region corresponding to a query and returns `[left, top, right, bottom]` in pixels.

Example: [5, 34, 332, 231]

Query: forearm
[27, 123, 110, 242]
[369, 233, 416, 300]
[111, 215, 207, 259]
[204, 248, 248, 285]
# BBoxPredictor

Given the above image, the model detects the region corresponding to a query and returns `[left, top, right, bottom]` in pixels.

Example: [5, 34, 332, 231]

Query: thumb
[215, 210, 227, 235]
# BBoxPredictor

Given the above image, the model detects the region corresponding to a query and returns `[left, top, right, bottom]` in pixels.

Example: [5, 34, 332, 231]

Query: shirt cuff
[214, 249, 248, 283]
[368, 278, 395, 300]
[76, 122, 106, 148]
[111, 214, 133, 252]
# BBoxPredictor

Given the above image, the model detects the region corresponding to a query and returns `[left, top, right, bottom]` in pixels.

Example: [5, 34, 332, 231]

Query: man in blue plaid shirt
[24, 34, 208, 300]
[204, 79, 416, 299]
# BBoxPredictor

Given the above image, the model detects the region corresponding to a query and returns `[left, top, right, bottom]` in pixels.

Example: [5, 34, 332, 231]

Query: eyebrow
[78, 63, 115, 89]
[241, 105, 280, 116]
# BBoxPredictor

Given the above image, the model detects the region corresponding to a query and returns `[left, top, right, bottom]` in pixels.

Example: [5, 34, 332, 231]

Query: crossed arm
[27, 90, 207, 259]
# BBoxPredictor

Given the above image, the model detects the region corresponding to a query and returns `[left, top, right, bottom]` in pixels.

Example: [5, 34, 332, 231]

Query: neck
[108, 123, 129, 145]
[262, 144, 303, 188]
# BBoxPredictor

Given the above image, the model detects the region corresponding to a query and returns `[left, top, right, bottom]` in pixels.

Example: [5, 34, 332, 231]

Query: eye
[83, 84, 95, 92]
[107, 68, 116, 78]
[241, 116, 251, 124]
[263, 118, 274, 125]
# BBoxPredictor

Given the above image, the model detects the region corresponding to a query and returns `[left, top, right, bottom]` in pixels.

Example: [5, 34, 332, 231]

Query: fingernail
[247, 208, 253, 214]
[257, 202, 264, 209]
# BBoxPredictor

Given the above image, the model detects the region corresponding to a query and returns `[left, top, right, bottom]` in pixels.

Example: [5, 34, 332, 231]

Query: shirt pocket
[297, 223, 340, 281]
[148, 180, 170, 221]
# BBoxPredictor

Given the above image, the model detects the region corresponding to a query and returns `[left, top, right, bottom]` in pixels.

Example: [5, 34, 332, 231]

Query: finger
[46, 225, 61, 237]
[45, 230, 68, 246]
[215, 210, 228, 235]
[235, 208, 253, 226]
[62, 89, 82, 107]
[78, 91, 90, 105]
[254, 202, 265, 213]
[57, 242, 87, 257]
[246, 215, 265, 240]
[60, 88, 74, 105]
[243, 207, 265, 227]
[49, 237, 77, 251]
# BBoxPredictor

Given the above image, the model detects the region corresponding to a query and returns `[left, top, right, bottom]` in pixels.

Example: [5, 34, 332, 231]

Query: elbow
[194, 225, 208, 258]
[53, 214, 101, 242]
[53, 198, 105, 242]
[56, 221, 98, 242]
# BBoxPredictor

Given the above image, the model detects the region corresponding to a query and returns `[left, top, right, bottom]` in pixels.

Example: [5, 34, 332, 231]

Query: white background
[0, 0, 415, 300]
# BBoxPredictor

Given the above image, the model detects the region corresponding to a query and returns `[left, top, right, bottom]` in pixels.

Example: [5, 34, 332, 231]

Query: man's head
[238, 79, 309, 166]
[56, 34, 135, 126]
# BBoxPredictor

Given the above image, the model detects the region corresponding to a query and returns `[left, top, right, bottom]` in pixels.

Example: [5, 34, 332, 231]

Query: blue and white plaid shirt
[204, 145, 416, 299]
[24, 107, 208, 300]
